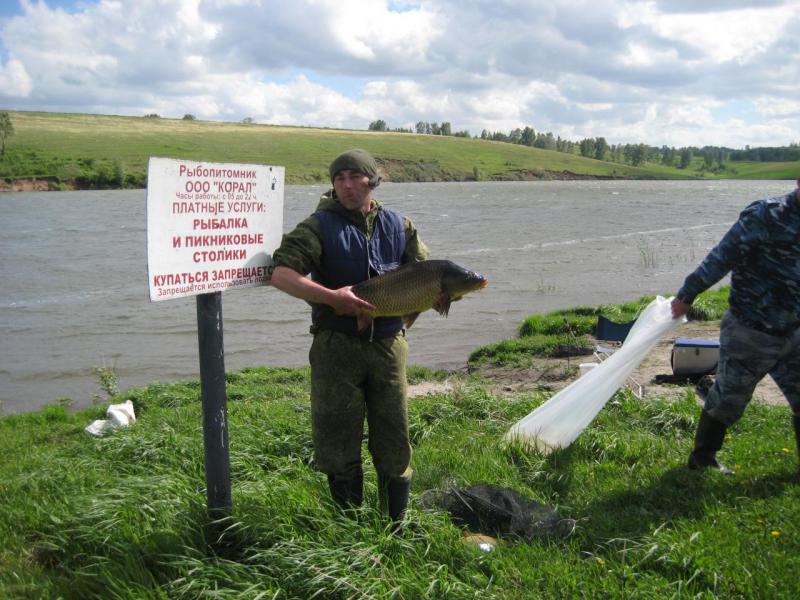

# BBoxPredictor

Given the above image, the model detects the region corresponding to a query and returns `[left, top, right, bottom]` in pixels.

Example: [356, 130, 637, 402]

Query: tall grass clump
[471, 296, 659, 368]
[518, 308, 597, 337]
[471, 290, 729, 369]
[518, 297, 654, 339]
[468, 334, 573, 368]
[638, 239, 659, 268]
[687, 286, 730, 321]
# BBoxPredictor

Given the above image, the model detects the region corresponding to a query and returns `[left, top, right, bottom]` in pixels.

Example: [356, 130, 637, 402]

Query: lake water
[0, 180, 792, 415]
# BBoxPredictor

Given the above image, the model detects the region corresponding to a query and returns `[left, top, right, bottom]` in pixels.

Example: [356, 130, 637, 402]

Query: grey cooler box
[671, 337, 720, 377]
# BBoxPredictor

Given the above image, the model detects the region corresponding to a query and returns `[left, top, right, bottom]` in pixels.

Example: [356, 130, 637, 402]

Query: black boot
[378, 475, 411, 530]
[328, 471, 363, 509]
[688, 410, 733, 474]
[792, 414, 800, 471]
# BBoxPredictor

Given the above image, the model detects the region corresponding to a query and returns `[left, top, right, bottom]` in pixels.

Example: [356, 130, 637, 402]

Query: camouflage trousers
[705, 310, 800, 425]
[308, 329, 412, 483]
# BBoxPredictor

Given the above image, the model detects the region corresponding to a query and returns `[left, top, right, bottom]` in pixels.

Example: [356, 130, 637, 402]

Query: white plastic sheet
[85, 400, 137, 437]
[505, 296, 686, 453]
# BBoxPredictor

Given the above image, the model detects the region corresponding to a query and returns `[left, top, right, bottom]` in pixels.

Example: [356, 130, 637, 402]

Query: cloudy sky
[1, 0, 798, 149]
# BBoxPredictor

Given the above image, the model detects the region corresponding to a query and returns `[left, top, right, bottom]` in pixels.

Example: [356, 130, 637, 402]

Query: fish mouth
[458, 278, 488, 297]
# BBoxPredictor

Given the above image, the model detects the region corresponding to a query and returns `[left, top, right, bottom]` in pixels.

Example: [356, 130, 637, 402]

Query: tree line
[368, 119, 471, 138]
[368, 118, 799, 168]
[729, 145, 800, 162]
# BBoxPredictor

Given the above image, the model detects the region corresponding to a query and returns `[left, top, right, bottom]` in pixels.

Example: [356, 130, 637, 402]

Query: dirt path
[409, 321, 788, 407]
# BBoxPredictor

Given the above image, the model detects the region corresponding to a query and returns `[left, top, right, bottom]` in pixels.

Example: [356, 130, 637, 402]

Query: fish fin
[433, 294, 452, 317]
[357, 313, 374, 331]
[402, 312, 421, 329]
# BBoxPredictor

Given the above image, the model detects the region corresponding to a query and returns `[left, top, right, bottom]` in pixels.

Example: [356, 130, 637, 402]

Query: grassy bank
[2, 293, 798, 599]
[2, 110, 795, 190]
[469, 288, 730, 368]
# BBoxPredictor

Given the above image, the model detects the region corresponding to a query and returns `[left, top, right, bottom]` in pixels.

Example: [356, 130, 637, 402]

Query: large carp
[351, 259, 488, 330]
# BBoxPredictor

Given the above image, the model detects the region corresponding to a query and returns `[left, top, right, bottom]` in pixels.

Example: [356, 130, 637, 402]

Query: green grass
[708, 160, 800, 180]
[2, 290, 798, 598]
[1, 362, 798, 598]
[686, 288, 729, 322]
[469, 289, 729, 368]
[3, 110, 796, 189]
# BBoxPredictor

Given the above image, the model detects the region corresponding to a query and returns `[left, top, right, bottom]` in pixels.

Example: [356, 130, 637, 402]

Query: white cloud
[629, 1, 795, 63]
[618, 42, 679, 68]
[324, 0, 437, 62]
[0, 0, 798, 147]
[755, 97, 800, 120]
[0, 58, 32, 97]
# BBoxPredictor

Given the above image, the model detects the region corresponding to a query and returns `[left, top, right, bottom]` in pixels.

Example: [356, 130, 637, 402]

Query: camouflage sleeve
[271, 214, 323, 275]
[402, 216, 430, 263]
[677, 202, 765, 304]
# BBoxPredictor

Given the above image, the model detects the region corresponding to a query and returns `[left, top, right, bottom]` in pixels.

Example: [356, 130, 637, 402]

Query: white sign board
[147, 157, 284, 301]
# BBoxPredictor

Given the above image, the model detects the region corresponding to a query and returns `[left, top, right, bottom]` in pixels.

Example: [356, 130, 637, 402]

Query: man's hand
[271, 266, 375, 316]
[330, 286, 376, 316]
[671, 297, 691, 319]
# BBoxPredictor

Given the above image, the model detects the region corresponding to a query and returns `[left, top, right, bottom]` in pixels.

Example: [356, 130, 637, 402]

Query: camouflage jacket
[272, 190, 430, 322]
[677, 188, 800, 335]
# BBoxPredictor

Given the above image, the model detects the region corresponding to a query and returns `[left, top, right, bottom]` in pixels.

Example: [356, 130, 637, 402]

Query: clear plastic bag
[505, 296, 685, 453]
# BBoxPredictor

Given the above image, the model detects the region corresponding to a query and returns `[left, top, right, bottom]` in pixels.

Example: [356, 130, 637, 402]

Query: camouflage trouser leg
[705, 311, 800, 425]
[770, 325, 800, 418]
[309, 330, 412, 483]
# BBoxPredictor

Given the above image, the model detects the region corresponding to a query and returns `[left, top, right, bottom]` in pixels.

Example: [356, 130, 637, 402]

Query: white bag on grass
[84, 400, 136, 437]
[504, 296, 685, 453]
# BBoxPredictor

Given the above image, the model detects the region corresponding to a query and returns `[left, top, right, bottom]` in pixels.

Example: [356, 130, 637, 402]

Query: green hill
[0, 110, 796, 190]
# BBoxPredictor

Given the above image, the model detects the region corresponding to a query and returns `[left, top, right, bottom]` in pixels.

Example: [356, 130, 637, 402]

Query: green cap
[329, 148, 381, 188]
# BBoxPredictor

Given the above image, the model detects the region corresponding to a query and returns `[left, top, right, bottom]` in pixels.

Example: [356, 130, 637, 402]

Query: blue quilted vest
[311, 207, 406, 338]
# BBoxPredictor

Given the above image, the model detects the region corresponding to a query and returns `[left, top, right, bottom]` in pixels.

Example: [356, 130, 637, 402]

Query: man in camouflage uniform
[270, 149, 429, 524]
[672, 179, 800, 473]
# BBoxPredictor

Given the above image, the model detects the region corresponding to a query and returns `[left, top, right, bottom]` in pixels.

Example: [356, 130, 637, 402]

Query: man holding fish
[270, 148, 486, 526]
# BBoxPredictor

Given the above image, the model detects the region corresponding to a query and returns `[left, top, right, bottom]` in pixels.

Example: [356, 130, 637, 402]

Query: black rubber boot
[687, 410, 733, 474]
[327, 471, 363, 509]
[792, 414, 800, 471]
[378, 475, 411, 530]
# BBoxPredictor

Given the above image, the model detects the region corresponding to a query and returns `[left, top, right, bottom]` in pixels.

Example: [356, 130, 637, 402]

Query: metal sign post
[196, 291, 231, 516]
[146, 158, 284, 520]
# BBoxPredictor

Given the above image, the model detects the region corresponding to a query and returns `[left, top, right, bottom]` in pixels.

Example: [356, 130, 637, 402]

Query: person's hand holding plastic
[671, 297, 691, 319]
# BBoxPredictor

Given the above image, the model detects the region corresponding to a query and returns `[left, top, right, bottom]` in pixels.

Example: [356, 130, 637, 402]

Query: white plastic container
[671, 337, 720, 376]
